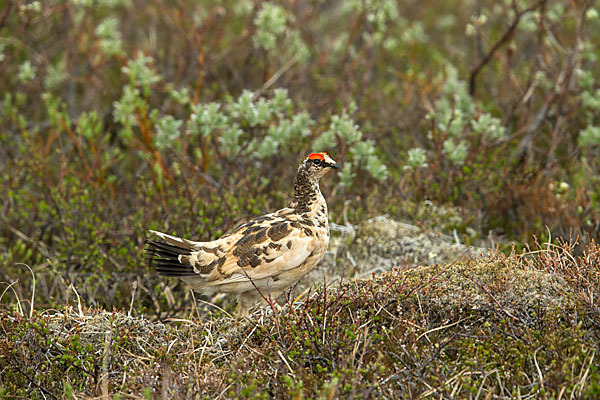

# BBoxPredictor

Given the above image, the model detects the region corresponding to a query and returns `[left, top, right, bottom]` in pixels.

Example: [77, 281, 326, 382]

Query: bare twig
[416, 317, 468, 342]
[15, 362, 59, 399]
[253, 56, 298, 100]
[459, 269, 526, 325]
[4, 224, 52, 259]
[100, 329, 112, 399]
[277, 349, 294, 375]
[239, 268, 280, 322]
[469, 0, 545, 96]
[0, 1, 13, 30]
[161, 361, 171, 400]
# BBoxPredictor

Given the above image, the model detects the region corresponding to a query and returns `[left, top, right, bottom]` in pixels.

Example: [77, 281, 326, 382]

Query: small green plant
[95, 17, 124, 57]
[182, 89, 388, 187]
[406, 66, 507, 170]
[17, 60, 36, 84]
[254, 2, 310, 63]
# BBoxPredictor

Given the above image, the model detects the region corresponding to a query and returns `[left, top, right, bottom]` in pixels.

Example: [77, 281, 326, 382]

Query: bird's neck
[291, 171, 324, 215]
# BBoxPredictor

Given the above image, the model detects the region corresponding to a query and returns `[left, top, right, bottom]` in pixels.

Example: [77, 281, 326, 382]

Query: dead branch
[469, 0, 546, 96]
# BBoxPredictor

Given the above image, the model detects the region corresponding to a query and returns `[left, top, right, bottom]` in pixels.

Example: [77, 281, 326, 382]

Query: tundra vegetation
[0, 0, 599, 398]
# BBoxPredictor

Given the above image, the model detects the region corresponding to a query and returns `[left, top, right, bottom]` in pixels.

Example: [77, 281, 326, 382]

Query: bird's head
[300, 152, 339, 180]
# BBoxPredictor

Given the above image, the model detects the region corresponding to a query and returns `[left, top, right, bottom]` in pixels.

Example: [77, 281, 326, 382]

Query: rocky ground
[308, 214, 489, 285]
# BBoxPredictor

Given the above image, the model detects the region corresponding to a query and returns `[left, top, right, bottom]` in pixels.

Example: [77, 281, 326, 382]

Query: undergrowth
[1, 240, 599, 399]
[1, 0, 600, 312]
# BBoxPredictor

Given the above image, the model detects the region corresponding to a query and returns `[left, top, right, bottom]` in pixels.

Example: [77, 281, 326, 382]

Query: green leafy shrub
[0, 0, 599, 314]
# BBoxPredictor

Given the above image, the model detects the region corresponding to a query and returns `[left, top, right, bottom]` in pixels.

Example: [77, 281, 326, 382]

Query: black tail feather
[145, 239, 196, 277]
[145, 239, 190, 254]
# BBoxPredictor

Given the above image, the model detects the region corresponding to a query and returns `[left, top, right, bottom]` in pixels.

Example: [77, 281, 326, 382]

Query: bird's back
[145, 152, 338, 316]
[146, 204, 329, 295]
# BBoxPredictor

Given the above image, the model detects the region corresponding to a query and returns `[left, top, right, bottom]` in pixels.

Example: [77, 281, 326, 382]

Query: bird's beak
[331, 163, 340, 169]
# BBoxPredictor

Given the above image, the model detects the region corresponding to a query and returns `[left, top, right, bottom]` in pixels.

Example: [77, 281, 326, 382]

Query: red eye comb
[308, 152, 328, 160]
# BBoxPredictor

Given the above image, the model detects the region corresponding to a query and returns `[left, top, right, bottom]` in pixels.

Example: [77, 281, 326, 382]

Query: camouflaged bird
[145, 153, 339, 317]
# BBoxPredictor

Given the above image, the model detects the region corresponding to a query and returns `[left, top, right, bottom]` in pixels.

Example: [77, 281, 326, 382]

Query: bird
[145, 152, 339, 317]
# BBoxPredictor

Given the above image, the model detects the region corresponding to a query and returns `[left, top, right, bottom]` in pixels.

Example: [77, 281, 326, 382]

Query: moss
[306, 214, 489, 293]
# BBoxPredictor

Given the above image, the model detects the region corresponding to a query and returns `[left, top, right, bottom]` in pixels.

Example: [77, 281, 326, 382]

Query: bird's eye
[312, 158, 322, 164]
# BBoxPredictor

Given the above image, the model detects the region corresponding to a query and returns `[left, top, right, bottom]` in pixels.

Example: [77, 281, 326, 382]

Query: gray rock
[308, 215, 489, 284]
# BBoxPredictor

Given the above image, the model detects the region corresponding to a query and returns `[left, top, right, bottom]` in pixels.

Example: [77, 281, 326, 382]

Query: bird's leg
[237, 290, 286, 318]
[236, 292, 252, 318]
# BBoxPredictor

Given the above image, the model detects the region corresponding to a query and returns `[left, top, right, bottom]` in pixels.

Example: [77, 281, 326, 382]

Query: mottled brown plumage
[145, 153, 339, 317]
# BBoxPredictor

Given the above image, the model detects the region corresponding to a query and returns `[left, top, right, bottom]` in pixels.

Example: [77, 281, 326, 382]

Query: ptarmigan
[145, 153, 339, 317]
